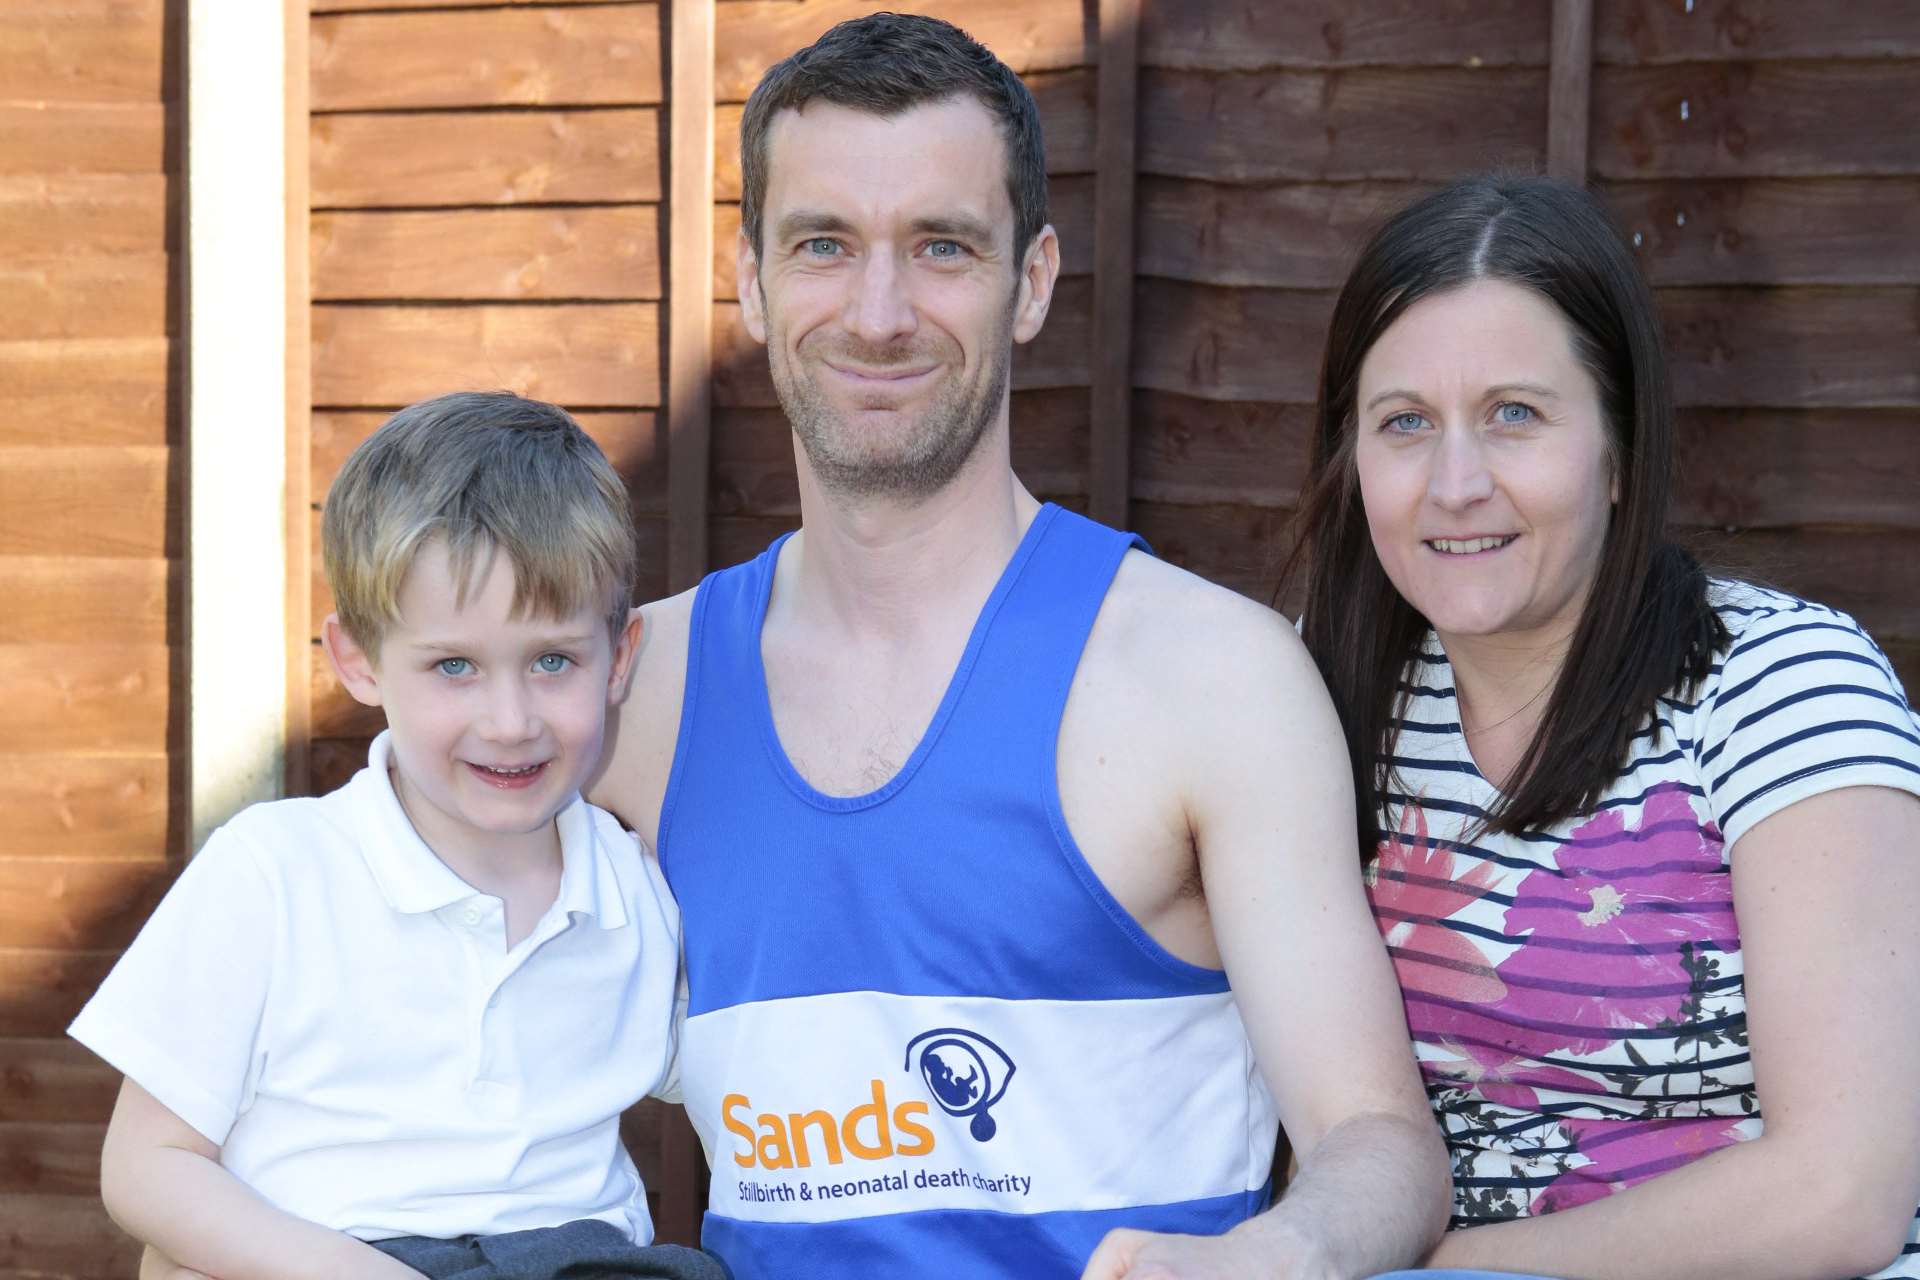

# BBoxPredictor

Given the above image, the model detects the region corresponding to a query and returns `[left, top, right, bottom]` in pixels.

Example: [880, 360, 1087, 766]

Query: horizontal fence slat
[710, 276, 1093, 409]
[313, 410, 665, 510]
[0, 1, 168, 103]
[1671, 409, 1920, 530]
[0, 556, 172, 645]
[1607, 176, 1920, 286]
[312, 207, 662, 301]
[1593, 62, 1920, 179]
[0, 1038, 121, 1125]
[1131, 499, 1294, 603]
[0, 951, 119, 1038]
[0, 863, 171, 954]
[312, 109, 661, 208]
[713, 68, 1095, 198]
[0, 757, 171, 862]
[0, 1191, 138, 1275]
[1132, 280, 1335, 404]
[0, 1121, 105, 1197]
[0, 174, 172, 258]
[710, 174, 1094, 296]
[0, 448, 170, 559]
[1131, 392, 1314, 508]
[0, 255, 169, 342]
[312, 4, 662, 112]
[0, 645, 171, 755]
[1138, 67, 1546, 183]
[312, 303, 662, 407]
[1141, 0, 1548, 70]
[1661, 286, 1920, 407]
[714, 0, 1089, 101]
[0, 102, 168, 177]
[1597, 0, 1920, 64]
[1136, 177, 1422, 289]
[0, 337, 173, 447]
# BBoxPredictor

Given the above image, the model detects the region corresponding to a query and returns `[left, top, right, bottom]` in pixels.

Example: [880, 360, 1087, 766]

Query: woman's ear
[321, 613, 385, 708]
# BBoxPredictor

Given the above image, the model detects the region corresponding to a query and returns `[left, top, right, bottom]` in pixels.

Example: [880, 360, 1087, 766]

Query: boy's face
[325, 539, 640, 864]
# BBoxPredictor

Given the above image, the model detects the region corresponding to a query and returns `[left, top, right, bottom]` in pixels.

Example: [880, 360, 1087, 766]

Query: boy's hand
[139, 1245, 213, 1280]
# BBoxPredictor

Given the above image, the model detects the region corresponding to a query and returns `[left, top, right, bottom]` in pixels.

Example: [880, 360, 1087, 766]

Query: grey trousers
[370, 1219, 730, 1280]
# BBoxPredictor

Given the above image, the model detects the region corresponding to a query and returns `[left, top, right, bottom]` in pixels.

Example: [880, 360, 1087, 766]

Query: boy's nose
[480, 677, 538, 741]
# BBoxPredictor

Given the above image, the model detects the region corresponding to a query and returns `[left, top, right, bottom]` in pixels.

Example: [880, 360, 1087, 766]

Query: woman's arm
[1427, 784, 1920, 1280]
[101, 1079, 423, 1280]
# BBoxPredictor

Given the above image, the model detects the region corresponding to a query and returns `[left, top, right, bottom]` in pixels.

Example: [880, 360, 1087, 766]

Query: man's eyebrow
[908, 215, 997, 245]
[773, 210, 856, 243]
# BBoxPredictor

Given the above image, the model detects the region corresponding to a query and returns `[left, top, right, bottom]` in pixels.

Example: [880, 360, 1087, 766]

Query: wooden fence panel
[1140, 0, 1548, 69]
[312, 208, 663, 301]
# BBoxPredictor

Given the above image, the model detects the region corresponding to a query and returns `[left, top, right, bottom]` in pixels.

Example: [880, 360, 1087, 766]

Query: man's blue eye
[1496, 402, 1536, 424]
[927, 240, 962, 258]
[535, 654, 571, 674]
[436, 657, 472, 676]
[805, 238, 839, 256]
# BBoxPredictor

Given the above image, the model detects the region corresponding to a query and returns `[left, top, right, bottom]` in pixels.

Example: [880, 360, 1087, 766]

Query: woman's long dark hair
[1285, 175, 1729, 865]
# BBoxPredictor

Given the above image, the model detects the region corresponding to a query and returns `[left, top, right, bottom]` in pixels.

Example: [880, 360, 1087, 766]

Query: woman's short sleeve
[1696, 601, 1920, 851]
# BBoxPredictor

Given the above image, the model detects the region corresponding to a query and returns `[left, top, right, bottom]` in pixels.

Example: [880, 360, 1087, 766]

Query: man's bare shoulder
[589, 586, 698, 844]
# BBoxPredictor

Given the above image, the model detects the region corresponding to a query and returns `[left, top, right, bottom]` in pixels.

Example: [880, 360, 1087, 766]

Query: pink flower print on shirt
[1532, 1115, 1747, 1214]
[1488, 784, 1733, 1060]
[1369, 800, 1507, 1013]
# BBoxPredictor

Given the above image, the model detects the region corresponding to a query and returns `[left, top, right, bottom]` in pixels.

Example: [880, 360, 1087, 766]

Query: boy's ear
[606, 608, 645, 704]
[321, 613, 385, 708]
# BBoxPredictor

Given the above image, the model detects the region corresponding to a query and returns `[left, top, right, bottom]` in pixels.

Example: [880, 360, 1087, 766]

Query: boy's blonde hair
[322, 391, 637, 658]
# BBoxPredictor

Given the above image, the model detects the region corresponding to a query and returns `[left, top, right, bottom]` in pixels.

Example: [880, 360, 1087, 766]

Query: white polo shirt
[69, 731, 680, 1243]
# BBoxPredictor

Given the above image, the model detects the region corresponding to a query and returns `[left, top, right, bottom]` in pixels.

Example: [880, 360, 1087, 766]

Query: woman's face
[1354, 278, 1617, 650]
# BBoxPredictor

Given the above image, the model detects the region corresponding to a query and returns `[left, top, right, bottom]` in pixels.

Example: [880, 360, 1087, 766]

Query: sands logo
[903, 1027, 1015, 1142]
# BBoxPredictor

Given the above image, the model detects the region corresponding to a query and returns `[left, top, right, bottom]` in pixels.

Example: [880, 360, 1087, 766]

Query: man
[592, 15, 1448, 1279]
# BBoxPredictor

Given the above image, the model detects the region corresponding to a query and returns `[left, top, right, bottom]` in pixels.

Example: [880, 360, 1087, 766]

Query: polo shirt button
[462, 906, 482, 926]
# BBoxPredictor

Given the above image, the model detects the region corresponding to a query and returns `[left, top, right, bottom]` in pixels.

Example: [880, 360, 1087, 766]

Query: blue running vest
[659, 504, 1279, 1279]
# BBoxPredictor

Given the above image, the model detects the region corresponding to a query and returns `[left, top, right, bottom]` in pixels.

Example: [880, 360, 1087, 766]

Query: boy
[69, 392, 723, 1280]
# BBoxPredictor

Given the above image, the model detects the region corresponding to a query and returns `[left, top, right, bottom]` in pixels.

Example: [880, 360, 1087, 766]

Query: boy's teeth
[1431, 535, 1513, 554]
[482, 763, 538, 775]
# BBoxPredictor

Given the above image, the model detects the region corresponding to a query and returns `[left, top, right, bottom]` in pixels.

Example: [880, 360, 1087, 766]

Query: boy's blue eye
[534, 653, 571, 674]
[436, 657, 472, 677]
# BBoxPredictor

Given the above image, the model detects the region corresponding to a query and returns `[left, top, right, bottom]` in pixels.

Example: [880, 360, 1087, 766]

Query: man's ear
[737, 226, 768, 344]
[606, 608, 645, 704]
[1011, 223, 1061, 345]
[321, 613, 385, 709]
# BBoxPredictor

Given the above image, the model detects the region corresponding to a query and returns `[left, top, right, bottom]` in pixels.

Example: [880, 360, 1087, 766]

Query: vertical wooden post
[666, 0, 715, 594]
[284, 0, 312, 798]
[1090, 0, 1140, 530]
[1548, 0, 1594, 182]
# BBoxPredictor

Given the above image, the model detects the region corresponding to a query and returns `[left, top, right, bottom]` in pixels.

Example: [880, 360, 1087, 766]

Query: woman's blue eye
[1385, 412, 1426, 434]
[1496, 402, 1536, 424]
[535, 654, 571, 674]
[436, 657, 472, 677]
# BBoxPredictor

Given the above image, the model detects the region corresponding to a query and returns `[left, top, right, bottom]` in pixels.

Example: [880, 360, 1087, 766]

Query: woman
[1291, 175, 1920, 1279]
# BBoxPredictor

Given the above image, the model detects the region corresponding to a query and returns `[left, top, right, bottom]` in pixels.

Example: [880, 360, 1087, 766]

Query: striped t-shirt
[1365, 581, 1920, 1277]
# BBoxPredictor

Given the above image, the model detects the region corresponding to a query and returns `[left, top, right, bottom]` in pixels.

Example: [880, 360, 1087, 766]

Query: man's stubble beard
[767, 289, 1016, 504]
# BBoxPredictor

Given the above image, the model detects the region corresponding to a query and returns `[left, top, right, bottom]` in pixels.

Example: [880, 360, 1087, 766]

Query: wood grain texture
[0, 1038, 121, 1125]
[0, 448, 170, 559]
[1135, 177, 1422, 289]
[1090, 0, 1140, 530]
[1131, 392, 1314, 508]
[710, 276, 1093, 408]
[0, 255, 170, 341]
[1604, 177, 1920, 286]
[0, 862, 172, 952]
[1140, 0, 1548, 70]
[0, 103, 168, 176]
[1659, 286, 1920, 408]
[1548, 0, 1593, 181]
[0, 0, 168, 103]
[312, 109, 661, 208]
[713, 68, 1096, 198]
[1593, 62, 1920, 180]
[0, 757, 170, 861]
[1670, 409, 1920, 530]
[312, 4, 661, 111]
[1597, 0, 1920, 64]
[311, 303, 662, 407]
[0, 557, 172, 645]
[0, 1121, 104, 1197]
[0, 337, 173, 447]
[1131, 499, 1292, 601]
[0, 174, 172, 259]
[311, 207, 662, 301]
[0, 1191, 139, 1276]
[666, 0, 716, 592]
[313, 411, 666, 510]
[0, 951, 119, 1038]
[1138, 67, 1546, 183]
[1131, 280, 1335, 404]
[0, 645, 170, 755]
[713, 0, 1090, 101]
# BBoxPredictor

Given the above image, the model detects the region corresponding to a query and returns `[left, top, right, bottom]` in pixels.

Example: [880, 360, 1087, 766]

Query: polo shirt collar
[350, 731, 627, 930]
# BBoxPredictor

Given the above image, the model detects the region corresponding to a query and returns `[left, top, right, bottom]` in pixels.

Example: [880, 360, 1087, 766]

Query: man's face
[740, 95, 1057, 502]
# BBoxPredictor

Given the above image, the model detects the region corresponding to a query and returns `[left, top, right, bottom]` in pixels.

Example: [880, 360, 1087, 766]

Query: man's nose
[841, 250, 917, 347]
